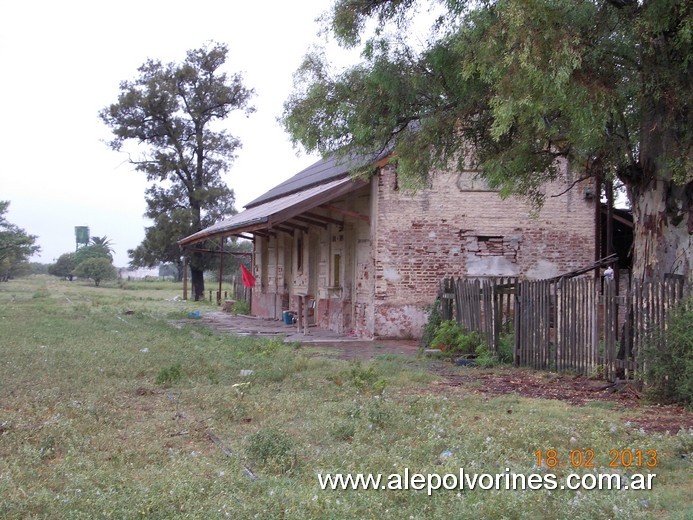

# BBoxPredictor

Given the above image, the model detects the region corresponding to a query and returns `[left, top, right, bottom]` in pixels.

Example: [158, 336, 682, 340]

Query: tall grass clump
[245, 428, 298, 474]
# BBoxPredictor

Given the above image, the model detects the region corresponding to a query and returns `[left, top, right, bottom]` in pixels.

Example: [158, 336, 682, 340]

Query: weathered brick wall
[372, 164, 596, 338]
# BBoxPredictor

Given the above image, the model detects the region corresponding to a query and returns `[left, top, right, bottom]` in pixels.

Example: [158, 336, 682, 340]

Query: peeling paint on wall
[466, 254, 519, 277]
[382, 265, 401, 281]
[525, 259, 562, 280]
[374, 304, 428, 339]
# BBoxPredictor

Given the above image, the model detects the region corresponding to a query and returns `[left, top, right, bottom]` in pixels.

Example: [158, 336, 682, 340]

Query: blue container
[283, 311, 295, 325]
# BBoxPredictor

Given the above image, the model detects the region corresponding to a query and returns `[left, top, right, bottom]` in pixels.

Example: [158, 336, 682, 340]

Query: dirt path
[429, 364, 693, 434]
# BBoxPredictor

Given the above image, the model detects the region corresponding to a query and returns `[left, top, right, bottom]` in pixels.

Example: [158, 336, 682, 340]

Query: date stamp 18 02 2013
[535, 449, 658, 469]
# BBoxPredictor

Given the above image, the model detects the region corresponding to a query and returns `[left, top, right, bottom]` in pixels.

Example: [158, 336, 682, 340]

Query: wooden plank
[556, 278, 564, 372]
[320, 204, 370, 223]
[514, 283, 522, 366]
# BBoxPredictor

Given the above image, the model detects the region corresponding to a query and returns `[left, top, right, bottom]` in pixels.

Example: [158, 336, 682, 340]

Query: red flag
[241, 264, 256, 288]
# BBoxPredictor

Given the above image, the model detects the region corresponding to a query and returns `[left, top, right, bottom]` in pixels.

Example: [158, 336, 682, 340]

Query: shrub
[233, 300, 250, 315]
[347, 361, 387, 394]
[473, 343, 497, 367]
[420, 299, 443, 348]
[641, 299, 693, 408]
[497, 332, 515, 364]
[472, 333, 515, 367]
[430, 320, 482, 356]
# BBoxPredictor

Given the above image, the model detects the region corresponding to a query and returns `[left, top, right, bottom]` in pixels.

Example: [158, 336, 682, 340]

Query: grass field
[0, 276, 691, 519]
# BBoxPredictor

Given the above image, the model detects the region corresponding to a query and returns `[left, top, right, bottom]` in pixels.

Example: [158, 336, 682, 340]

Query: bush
[497, 332, 515, 364]
[470, 332, 514, 367]
[641, 300, 693, 408]
[420, 299, 443, 348]
[345, 361, 388, 394]
[430, 320, 482, 356]
[233, 300, 250, 315]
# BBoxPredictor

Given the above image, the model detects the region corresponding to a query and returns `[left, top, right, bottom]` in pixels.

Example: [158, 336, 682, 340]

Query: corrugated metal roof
[245, 150, 388, 208]
[178, 176, 367, 246]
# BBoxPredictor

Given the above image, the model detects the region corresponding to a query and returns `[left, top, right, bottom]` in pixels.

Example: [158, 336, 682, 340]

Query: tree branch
[550, 174, 593, 198]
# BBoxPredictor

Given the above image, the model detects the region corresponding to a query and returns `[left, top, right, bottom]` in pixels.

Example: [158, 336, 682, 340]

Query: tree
[74, 257, 117, 287]
[89, 236, 115, 259]
[49, 252, 77, 281]
[282, 0, 692, 282]
[0, 201, 40, 281]
[100, 42, 254, 300]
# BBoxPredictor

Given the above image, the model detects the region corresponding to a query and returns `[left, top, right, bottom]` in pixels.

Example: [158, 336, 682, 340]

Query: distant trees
[100, 41, 254, 300]
[48, 252, 77, 281]
[128, 210, 191, 282]
[49, 234, 117, 286]
[0, 201, 40, 281]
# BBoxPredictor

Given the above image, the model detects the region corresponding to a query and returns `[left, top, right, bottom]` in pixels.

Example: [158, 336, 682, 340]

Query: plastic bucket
[282, 311, 295, 325]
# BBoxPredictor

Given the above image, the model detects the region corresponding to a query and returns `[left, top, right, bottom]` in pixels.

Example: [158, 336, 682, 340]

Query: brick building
[179, 153, 598, 339]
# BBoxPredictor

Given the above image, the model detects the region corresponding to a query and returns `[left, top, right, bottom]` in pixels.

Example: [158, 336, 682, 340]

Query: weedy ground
[0, 276, 691, 519]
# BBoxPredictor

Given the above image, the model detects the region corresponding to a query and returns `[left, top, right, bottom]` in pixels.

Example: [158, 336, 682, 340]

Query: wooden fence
[207, 276, 252, 306]
[441, 277, 517, 352]
[230, 275, 252, 305]
[441, 276, 688, 381]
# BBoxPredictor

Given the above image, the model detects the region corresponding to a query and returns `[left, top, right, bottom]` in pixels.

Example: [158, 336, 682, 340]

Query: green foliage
[497, 331, 515, 364]
[245, 428, 297, 474]
[233, 299, 250, 315]
[641, 300, 693, 408]
[74, 244, 112, 266]
[155, 363, 183, 386]
[430, 320, 482, 356]
[29, 262, 50, 275]
[419, 298, 443, 348]
[472, 344, 496, 367]
[0, 200, 40, 281]
[87, 236, 115, 260]
[128, 209, 195, 272]
[74, 257, 117, 286]
[48, 252, 76, 280]
[346, 360, 388, 394]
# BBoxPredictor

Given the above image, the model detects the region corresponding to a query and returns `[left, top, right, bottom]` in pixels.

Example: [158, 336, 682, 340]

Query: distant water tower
[75, 226, 90, 250]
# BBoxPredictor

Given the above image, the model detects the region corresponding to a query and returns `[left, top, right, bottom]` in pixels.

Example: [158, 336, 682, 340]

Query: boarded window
[476, 236, 505, 256]
[459, 232, 519, 262]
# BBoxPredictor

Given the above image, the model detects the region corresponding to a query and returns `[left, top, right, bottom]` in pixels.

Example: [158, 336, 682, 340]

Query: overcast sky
[0, 0, 344, 266]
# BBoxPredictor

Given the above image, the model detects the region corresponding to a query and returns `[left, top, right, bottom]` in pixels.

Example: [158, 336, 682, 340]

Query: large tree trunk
[627, 13, 693, 284]
[628, 179, 692, 283]
[189, 201, 206, 300]
[191, 267, 205, 301]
